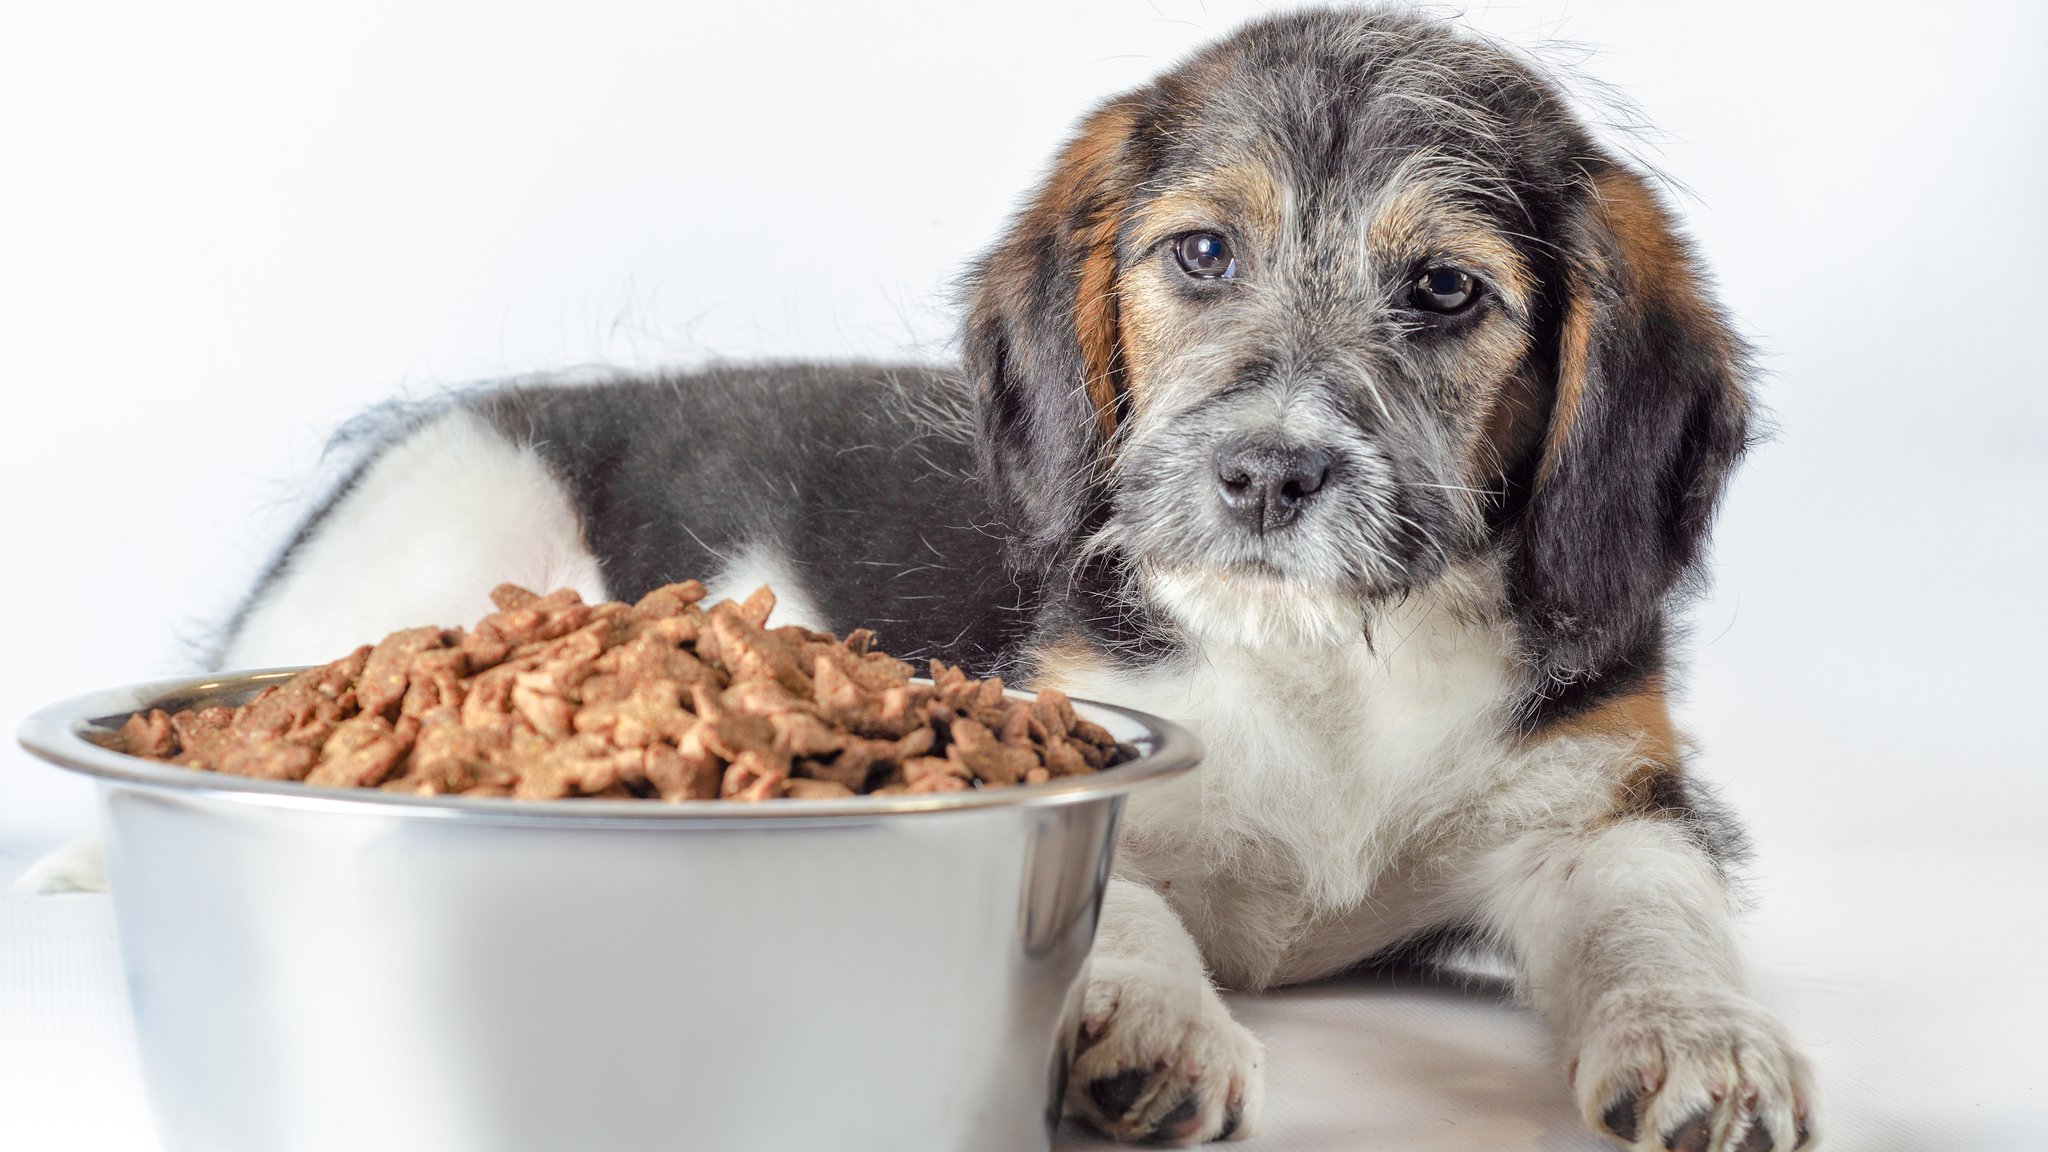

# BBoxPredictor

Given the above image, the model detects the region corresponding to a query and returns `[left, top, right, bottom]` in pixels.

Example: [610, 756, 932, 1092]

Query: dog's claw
[1149, 1094, 1201, 1142]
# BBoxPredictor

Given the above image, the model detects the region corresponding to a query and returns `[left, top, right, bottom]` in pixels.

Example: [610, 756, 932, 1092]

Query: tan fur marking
[1075, 230, 1123, 439]
[1023, 634, 1110, 688]
[1047, 106, 1137, 441]
[970, 101, 1141, 446]
[1537, 167, 1744, 485]
[1540, 287, 1595, 481]
[984, 104, 1136, 443]
[1130, 163, 1285, 250]
[1590, 169, 1690, 295]
[1592, 169, 1745, 404]
[1528, 682, 1686, 819]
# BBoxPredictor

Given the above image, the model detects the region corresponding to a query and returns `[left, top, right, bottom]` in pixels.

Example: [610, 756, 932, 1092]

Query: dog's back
[219, 363, 1033, 675]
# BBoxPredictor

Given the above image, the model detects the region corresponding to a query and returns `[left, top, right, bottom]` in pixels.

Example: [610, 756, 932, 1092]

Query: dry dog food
[107, 583, 1129, 801]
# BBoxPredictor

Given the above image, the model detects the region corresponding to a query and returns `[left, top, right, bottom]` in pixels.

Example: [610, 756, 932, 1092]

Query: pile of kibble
[108, 583, 1129, 801]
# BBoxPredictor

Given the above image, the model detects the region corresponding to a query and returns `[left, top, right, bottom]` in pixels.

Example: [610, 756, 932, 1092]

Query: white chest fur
[1045, 583, 1527, 988]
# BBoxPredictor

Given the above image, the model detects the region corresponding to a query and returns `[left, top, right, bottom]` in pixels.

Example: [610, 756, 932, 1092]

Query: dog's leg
[1474, 817, 1815, 1152]
[1064, 878, 1263, 1146]
[13, 835, 110, 895]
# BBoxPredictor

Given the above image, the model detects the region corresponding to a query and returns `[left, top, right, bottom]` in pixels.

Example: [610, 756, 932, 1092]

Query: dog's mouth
[1136, 560, 1381, 649]
[1098, 475, 1472, 648]
[1101, 495, 1435, 597]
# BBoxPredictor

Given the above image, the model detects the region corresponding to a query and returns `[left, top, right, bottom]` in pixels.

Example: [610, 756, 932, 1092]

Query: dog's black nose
[1214, 441, 1333, 533]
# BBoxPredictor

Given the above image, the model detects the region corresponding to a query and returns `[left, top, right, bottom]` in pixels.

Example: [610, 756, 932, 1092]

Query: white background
[2, 2, 2043, 1149]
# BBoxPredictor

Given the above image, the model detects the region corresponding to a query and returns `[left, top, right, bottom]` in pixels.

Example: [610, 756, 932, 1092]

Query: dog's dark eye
[1407, 266, 1478, 313]
[1174, 232, 1237, 280]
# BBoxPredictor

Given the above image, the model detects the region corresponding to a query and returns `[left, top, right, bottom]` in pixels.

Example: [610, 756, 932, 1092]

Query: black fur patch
[1504, 164, 1754, 695]
[471, 364, 1038, 677]
[1518, 619, 1669, 731]
[1352, 923, 1491, 975]
[1641, 769, 1754, 883]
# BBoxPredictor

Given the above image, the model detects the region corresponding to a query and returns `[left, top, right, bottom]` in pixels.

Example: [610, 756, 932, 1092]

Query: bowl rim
[17, 668, 1202, 826]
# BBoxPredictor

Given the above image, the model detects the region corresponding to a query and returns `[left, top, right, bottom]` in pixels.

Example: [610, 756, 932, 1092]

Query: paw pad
[1601, 1090, 1642, 1142]
[1148, 1094, 1201, 1142]
[1662, 1108, 1714, 1152]
[1088, 1067, 1152, 1120]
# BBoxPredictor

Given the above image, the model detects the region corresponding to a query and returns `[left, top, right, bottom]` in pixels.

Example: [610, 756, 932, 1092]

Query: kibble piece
[813, 658, 922, 739]
[111, 709, 176, 759]
[169, 706, 240, 772]
[737, 585, 777, 628]
[232, 654, 365, 746]
[783, 778, 855, 800]
[305, 714, 417, 789]
[634, 580, 707, 619]
[1043, 735, 1091, 777]
[902, 756, 968, 788]
[722, 749, 788, 801]
[574, 679, 695, 748]
[1072, 718, 1119, 750]
[644, 742, 722, 801]
[400, 647, 471, 717]
[358, 627, 448, 718]
[398, 714, 508, 794]
[770, 711, 849, 760]
[1031, 687, 1079, 737]
[946, 718, 1038, 787]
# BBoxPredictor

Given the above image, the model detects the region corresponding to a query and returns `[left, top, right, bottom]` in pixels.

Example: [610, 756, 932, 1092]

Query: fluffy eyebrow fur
[1128, 163, 1291, 252]
[1363, 164, 1536, 317]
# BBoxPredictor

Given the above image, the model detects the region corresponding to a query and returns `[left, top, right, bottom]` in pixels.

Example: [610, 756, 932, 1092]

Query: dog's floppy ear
[963, 100, 1139, 568]
[1510, 163, 1754, 693]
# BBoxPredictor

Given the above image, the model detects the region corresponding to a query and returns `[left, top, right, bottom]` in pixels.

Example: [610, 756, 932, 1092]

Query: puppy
[199, 7, 1809, 1150]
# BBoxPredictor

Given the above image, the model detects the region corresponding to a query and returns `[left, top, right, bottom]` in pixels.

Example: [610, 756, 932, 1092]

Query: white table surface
[5, 820, 2041, 1151]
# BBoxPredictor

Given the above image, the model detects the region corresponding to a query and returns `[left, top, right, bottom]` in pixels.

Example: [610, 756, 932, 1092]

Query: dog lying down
[42, 8, 1813, 1151]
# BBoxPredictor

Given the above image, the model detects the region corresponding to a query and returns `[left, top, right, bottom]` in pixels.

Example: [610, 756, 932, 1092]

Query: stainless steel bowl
[19, 670, 1200, 1152]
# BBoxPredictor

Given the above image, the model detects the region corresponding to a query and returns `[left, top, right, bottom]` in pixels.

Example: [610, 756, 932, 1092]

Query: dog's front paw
[1064, 955, 1264, 1145]
[1574, 984, 1815, 1152]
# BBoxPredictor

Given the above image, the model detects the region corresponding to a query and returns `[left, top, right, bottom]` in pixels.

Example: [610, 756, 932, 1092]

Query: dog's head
[965, 7, 1751, 686]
